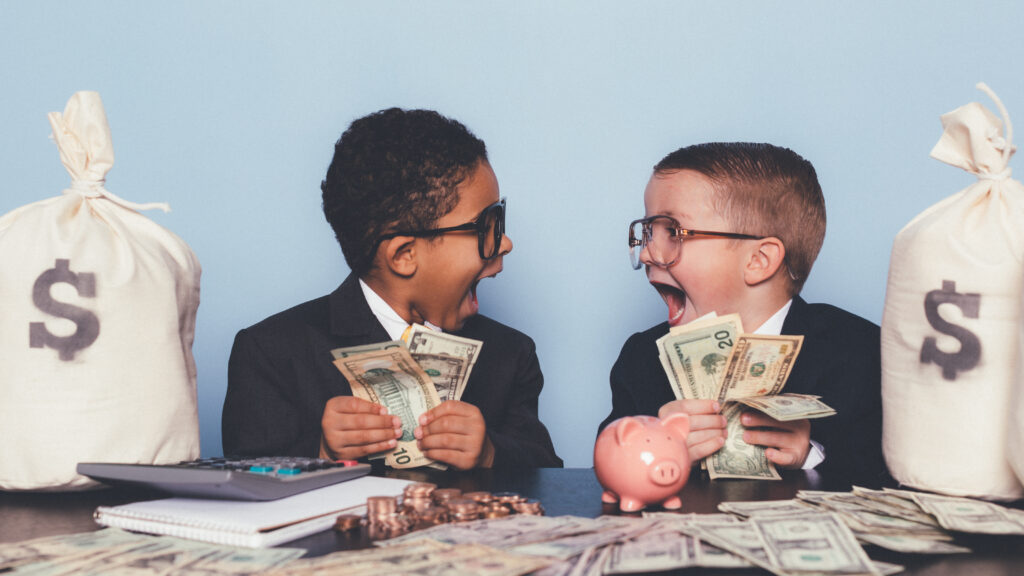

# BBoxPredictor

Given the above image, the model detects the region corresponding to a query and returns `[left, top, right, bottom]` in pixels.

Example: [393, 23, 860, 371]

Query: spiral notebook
[93, 475, 413, 548]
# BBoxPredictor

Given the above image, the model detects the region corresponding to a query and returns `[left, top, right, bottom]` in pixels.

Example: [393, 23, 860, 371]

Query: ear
[381, 235, 419, 278]
[661, 412, 690, 438]
[743, 237, 786, 286]
[614, 417, 645, 446]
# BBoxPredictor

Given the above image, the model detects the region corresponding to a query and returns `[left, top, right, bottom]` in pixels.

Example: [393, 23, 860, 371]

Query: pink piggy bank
[593, 414, 691, 512]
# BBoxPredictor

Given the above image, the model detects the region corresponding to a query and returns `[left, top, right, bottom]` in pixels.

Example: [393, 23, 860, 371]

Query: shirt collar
[358, 278, 442, 340]
[752, 299, 793, 335]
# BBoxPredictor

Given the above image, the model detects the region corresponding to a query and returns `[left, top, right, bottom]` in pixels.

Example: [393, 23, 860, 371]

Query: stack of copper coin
[332, 514, 362, 532]
[365, 495, 415, 540]
[482, 501, 512, 518]
[445, 498, 483, 522]
[493, 491, 527, 506]
[414, 505, 450, 528]
[401, 482, 437, 516]
[354, 488, 545, 540]
[462, 491, 494, 505]
[431, 487, 462, 507]
[512, 498, 545, 516]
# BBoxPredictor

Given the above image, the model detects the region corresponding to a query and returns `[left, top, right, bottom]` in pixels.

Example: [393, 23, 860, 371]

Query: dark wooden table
[2, 468, 1023, 575]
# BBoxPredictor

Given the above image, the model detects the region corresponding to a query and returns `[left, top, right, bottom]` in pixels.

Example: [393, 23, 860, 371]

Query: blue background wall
[3, 2, 1022, 467]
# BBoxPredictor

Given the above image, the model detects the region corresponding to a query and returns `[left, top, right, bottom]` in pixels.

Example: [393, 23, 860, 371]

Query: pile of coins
[335, 483, 545, 541]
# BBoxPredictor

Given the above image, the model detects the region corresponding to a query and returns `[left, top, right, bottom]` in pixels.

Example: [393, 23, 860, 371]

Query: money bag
[0, 92, 201, 490]
[881, 83, 1024, 501]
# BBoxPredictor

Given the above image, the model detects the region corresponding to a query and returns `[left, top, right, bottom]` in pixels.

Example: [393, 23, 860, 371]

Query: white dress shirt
[359, 278, 442, 340]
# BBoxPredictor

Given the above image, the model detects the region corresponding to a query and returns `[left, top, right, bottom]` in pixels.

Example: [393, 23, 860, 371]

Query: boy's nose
[498, 233, 513, 257]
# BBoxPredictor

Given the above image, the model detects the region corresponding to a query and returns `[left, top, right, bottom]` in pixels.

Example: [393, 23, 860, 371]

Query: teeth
[670, 306, 686, 324]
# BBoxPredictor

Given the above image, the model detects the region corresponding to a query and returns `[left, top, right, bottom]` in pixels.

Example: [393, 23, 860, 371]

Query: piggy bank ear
[615, 417, 645, 445]
[661, 413, 690, 438]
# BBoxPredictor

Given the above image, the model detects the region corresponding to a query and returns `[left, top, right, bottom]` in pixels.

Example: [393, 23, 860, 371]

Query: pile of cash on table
[276, 486, 1024, 576]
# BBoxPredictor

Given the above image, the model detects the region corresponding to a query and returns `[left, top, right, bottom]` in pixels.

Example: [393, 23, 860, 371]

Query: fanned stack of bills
[655, 312, 834, 480]
[330, 324, 482, 469]
[275, 488, 1024, 576]
[0, 528, 304, 575]
[12, 486, 1023, 576]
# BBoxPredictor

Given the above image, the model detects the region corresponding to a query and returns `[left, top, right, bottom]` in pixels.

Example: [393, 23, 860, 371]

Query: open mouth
[652, 282, 687, 326]
[468, 270, 500, 309]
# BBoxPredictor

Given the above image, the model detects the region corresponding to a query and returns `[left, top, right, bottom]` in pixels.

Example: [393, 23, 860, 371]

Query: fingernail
[395, 427, 403, 438]
[388, 439, 397, 447]
[712, 401, 720, 411]
[419, 414, 428, 425]
[413, 427, 422, 440]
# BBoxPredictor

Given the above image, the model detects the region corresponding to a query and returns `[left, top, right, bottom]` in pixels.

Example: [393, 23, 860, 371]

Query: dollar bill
[706, 402, 781, 480]
[729, 393, 835, 421]
[656, 314, 744, 400]
[409, 352, 467, 403]
[717, 499, 817, 518]
[603, 529, 697, 574]
[716, 334, 803, 403]
[1, 530, 304, 576]
[404, 324, 483, 400]
[330, 340, 407, 360]
[675, 521, 776, 573]
[333, 347, 442, 469]
[909, 492, 1024, 535]
[856, 533, 971, 554]
[751, 512, 880, 575]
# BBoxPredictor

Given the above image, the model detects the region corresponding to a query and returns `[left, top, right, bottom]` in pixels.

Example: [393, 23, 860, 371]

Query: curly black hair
[322, 108, 488, 276]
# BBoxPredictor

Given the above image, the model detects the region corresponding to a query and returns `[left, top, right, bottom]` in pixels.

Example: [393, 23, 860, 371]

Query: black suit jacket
[599, 296, 888, 486]
[222, 274, 562, 468]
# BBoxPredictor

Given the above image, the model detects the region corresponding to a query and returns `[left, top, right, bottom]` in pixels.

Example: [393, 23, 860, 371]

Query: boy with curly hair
[223, 108, 562, 470]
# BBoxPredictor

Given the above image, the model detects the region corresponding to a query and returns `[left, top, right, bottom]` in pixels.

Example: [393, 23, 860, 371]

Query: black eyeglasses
[628, 215, 763, 270]
[379, 198, 507, 261]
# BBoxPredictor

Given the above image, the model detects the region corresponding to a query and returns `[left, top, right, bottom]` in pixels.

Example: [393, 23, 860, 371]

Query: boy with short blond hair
[600, 142, 887, 485]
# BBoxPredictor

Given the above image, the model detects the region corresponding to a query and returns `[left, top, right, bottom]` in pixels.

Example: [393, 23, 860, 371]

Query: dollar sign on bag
[920, 280, 980, 381]
[29, 259, 100, 361]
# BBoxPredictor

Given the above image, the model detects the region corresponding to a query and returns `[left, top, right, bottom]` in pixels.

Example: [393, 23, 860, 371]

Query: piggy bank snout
[649, 459, 682, 486]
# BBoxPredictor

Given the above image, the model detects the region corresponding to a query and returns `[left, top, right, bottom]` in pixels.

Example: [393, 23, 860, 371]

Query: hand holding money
[657, 313, 832, 479]
[329, 326, 484, 469]
[320, 395, 403, 461]
[415, 400, 493, 470]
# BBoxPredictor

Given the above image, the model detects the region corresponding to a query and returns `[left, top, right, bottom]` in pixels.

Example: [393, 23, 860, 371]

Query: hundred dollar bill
[729, 393, 835, 421]
[656, 314, 744, 400]
[706, 402, 781, 480]
[333, 347, 442, 469]
[330, 340, 406, 360]
[716, 334, 803, 403]
[404, 323, 483, 400]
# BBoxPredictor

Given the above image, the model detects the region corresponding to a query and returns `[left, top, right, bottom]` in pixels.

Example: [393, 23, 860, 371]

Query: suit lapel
[328, 273, 392, 345]
[780, 295, 821, 394]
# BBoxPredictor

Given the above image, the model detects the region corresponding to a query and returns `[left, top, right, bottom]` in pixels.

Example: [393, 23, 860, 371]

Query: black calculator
[77, 457, 371, 501]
